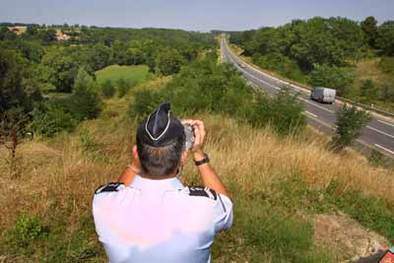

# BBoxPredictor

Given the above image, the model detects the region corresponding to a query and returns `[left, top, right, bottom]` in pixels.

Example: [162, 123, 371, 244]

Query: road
[220, 38, 394, 158]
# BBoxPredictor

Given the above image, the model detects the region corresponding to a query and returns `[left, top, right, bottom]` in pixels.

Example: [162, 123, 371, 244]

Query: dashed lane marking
[377, 119, 394, 128]
[366, 126, 394, 139]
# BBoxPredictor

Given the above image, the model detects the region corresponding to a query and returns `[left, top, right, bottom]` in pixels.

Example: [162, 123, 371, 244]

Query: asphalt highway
[220, 38, 394, 158]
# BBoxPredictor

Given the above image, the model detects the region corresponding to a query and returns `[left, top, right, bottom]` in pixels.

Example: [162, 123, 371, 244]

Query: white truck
[310, 87, 336, 104]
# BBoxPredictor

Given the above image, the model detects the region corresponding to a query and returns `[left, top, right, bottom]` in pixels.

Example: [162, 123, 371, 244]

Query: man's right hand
[184, 119, 206, 160]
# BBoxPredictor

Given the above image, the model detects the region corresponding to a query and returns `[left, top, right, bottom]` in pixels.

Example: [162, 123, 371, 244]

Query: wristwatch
[194, 153, 209, 166]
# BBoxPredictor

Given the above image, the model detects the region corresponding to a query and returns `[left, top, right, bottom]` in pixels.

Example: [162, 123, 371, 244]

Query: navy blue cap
[137, 103, 184, 147]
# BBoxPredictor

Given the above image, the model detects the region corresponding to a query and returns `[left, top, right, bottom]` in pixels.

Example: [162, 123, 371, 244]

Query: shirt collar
[130, 175, 184, 191]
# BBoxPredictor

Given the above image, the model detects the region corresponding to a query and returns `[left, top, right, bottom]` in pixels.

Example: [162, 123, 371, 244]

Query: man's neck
[140, 173, 177, 180]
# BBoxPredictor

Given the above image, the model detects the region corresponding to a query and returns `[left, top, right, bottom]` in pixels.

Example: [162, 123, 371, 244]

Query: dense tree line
[230, 16, 394, 99]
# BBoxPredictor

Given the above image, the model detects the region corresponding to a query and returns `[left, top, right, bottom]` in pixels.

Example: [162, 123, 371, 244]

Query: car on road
[310, 87, 336, 104]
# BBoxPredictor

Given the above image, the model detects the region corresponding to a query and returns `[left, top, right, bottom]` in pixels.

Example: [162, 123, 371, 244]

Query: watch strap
[194, 153, 209, 166]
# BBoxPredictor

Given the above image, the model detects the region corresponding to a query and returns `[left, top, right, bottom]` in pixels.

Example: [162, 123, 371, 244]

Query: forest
[0, 23, 215, 141]
[229, 16, 394, 110]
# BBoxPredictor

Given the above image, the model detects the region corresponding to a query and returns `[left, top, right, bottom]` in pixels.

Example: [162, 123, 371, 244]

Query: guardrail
[223, 39, 394, 119]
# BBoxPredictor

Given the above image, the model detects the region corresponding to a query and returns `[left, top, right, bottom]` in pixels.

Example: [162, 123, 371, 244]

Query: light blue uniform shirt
[92, 175, 233, 263]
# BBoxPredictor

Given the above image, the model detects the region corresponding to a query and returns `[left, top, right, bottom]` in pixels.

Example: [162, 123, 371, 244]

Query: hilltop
[1, 69, 393, 262]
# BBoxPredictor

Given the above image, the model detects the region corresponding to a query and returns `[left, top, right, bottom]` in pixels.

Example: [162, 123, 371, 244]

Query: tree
[361, 16, 378, 48]
[40, 28, 57, 43]
[68, 68, 102, 120]
[42, 48, 79, 92]
[127, 47, 145, 65]
[376, 21, 394, 56]
[0, 49, 40, 176]
[87, 43, 112, 71]
[0, 108, 29, 177]
[112, 40, 129, 65]
[331, 104, 370, 151]
[155, 48, 185, 75]
[101, 79, 116, 98]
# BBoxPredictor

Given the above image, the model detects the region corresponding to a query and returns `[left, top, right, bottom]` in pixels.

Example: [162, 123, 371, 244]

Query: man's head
[136, 103, 186, 178]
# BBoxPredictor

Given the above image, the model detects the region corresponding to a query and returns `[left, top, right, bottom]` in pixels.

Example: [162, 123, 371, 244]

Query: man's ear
[180, 150, 188, 165]
[133, 145, 139, 161]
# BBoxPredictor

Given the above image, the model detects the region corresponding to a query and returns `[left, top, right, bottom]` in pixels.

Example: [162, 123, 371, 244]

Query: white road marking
[366, 126, 394, 139]
[374, 144, 394, 155]
[305, 111, 318, 118]
[377, 119, 394, 128]
[224, 46, 337, 115]
[223, 43, 394, 158]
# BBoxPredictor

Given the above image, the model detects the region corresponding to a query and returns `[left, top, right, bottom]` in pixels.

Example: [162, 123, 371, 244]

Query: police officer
[92, 103, 233, 263]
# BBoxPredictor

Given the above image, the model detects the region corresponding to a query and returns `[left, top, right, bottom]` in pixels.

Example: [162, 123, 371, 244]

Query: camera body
[183, 123, 195, 150]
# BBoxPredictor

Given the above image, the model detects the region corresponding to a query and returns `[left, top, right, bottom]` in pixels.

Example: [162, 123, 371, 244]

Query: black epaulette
[187, 186, 217, 200]
[95, 182, 124, 194]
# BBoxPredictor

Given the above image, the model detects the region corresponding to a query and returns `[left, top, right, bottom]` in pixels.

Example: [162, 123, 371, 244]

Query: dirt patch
[313, 212, 390, 261]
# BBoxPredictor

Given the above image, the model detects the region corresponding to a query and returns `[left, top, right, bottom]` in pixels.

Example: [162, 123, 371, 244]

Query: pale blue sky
[0, 0, 393, 31]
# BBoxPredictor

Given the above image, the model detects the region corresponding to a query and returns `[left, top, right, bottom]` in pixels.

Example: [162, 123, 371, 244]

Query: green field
[95, 65, 150, 85]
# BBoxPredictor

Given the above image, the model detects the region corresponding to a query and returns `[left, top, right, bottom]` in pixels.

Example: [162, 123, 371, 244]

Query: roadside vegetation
[229, 16, 394, 112]
[1, 47, 393, 262]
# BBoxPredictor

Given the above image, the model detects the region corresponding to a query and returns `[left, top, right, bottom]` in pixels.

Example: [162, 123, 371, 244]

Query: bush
[249, 88, 306, 135]
[309, 64, 354, 96]
[68, 68, 103, 120]
[379, 82, 394, 102]
[155, 48, 185, 75]
[31, 102, 77, 137]
[359, 79, 378, 103]
[101, 80, 116, 98]
[331, 104, 371, 151]
[117, 78, 135, 98]
[5, 214, 47, 249]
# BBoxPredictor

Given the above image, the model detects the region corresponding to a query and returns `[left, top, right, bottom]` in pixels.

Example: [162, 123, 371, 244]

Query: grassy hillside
[95, 65, 150, 85]
[0, 75, 393, 262]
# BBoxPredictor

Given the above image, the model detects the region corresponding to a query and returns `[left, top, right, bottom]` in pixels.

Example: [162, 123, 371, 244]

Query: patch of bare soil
[313, 213, 390, 262]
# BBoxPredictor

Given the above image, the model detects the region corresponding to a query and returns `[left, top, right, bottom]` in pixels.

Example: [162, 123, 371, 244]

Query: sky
[0, 0, 393, 32]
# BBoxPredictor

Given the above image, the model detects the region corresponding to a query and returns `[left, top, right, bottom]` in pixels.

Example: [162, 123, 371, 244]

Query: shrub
[31, 102, 77, 137]
[5, 214, 47, 249]
[359, 79, 378, 103]
[117, 78, 135, 98]
[68, 68, 103, 121]
[128, 88, 163, 122]
[309, 64, 354, 96]
[379, 82, 394, 102]
[249, 88, 306, 135]
[101, 79, 116, 98]
[155, 48, 185, 75]
[331, 104, 371, 151]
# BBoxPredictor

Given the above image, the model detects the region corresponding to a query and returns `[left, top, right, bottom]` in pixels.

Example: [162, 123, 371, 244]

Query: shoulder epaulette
[187, 186, 217, 200]
[95, 182, 124, 194]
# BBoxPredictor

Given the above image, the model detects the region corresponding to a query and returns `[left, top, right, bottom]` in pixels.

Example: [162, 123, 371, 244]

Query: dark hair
[136, 133, 185, 177]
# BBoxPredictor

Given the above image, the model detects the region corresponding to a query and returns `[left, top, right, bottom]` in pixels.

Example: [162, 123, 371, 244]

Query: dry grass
[2, 111, 392, 229]
[0, 78, 393, 260]
[353, 58, 390, 87]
